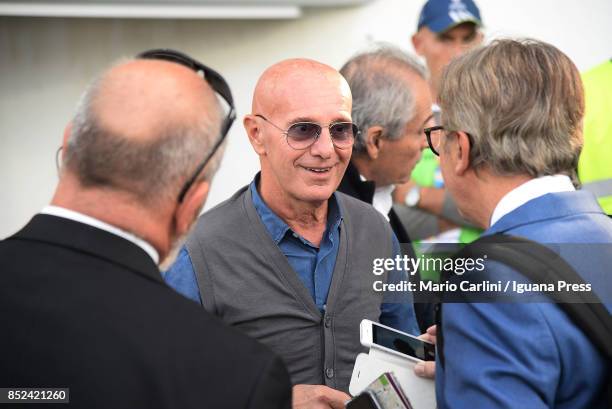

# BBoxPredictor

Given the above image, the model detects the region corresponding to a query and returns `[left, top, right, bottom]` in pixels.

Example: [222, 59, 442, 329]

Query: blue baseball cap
[417, 0, 482, 33]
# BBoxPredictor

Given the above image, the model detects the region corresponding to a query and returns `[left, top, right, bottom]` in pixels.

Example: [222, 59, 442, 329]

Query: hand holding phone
[347, 391, 383, 409]
[360, 319, 435, 362]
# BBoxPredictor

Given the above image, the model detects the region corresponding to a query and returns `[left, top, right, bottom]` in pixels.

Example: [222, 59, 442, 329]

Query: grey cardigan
[186, 185, 395, 392]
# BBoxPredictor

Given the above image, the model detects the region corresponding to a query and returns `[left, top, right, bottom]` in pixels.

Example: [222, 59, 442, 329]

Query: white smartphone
[360, 319, 435, 362]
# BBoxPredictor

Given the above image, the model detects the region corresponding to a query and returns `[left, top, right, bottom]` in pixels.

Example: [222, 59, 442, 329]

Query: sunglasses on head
[255, 114, 358, 150]
[137, 48, 236, 202]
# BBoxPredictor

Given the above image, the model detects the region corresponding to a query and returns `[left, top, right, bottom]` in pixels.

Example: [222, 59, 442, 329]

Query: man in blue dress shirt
[165, 58, 420, 409]
[433, 39, 612, 408]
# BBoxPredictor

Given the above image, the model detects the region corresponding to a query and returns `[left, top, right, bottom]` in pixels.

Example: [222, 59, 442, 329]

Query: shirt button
[324, 316, 332, 328]
[325, 368, 334, 379]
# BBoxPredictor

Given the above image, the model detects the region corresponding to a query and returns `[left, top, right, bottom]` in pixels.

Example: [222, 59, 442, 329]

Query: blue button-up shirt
[164, 180, 419, 335]
[251, 182, 341, 310]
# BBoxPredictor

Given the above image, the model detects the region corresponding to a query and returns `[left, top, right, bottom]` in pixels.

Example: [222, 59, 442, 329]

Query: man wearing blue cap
[412, 0, 483, 104]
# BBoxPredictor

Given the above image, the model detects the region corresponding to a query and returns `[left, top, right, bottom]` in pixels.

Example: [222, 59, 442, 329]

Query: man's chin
[292, 192, 331, 207]
[298, 183, 338, 203]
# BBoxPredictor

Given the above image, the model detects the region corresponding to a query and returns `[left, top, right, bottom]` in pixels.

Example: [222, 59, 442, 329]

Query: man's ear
[174, 180, 210, 237]
[454, 131, 472, 176]
[62, 122, 72, 150]
[412, 32, 423, 56]
[244, 115, 266, 155]
[475, 30, 484, 45]
[55, 122, 72, 171]
[364, 126, 385, 160]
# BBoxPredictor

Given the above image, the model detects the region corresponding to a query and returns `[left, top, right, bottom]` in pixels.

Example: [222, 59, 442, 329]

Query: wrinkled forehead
[258, 68, 352, 121]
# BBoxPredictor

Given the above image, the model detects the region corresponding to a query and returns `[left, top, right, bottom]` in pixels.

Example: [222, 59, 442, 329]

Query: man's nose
[450, 41, 465, 58]
[309, 129, 334, 158]
[456, 38, 474, 56]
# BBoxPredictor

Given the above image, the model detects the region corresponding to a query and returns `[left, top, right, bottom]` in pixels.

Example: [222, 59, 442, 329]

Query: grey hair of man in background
[439, 38, 584, 182]
[340, 44, 428, 152]
[63, 62, 226, 207]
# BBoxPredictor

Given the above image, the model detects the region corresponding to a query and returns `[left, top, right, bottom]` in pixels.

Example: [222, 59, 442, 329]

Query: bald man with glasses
[165, 58, 420, 409]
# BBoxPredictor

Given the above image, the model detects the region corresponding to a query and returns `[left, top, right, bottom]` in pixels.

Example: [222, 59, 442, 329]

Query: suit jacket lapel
[338, 162, 376, 203]
[340, 162, 413, 246]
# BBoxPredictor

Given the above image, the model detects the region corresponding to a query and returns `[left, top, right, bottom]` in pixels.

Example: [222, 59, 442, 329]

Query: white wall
[1, 0, 611, 238]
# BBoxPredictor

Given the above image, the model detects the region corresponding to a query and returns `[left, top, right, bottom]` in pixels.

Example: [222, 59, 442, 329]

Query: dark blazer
[338, 162, 434, 332]
[0, 214, 291, 409]
[338, 162, 411, 244]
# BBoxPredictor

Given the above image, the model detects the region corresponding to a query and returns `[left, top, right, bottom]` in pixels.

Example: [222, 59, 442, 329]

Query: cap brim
[425, 15, 481, 34]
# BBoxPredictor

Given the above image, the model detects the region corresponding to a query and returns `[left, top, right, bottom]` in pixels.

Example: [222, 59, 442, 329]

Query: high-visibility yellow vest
[578, 60, 612, 215]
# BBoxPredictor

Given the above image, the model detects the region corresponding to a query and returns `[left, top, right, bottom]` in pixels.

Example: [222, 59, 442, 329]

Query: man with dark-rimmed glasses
[165, 58, 420, 409]
[0, 50, 291, 409]
[432, 39, 612, 409]
[424, 124, 474, 157]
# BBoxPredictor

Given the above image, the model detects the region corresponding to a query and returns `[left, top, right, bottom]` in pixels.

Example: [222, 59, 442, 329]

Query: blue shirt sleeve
[163, 246, 203, 305]
[379, 233, 420, 336]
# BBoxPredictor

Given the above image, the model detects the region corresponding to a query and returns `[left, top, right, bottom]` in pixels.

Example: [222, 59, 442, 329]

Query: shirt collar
[249, 176, 343, 244]
[40, 205, 160, 264]
[489, 175, 575, 228]
[359, 174, 394, 221]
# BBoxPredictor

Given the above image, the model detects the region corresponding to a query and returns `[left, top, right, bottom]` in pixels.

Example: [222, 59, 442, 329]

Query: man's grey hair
[340, 44, 427, 153]
[63, 63, 225, 207]
[439, 38, 584, 180]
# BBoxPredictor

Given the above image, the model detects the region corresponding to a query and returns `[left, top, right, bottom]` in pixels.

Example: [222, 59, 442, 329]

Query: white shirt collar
[360, 174, 394, 221]
[40, 205, 160, 265]
[490, 175, 575, 227]
[372, 185, 395, 221]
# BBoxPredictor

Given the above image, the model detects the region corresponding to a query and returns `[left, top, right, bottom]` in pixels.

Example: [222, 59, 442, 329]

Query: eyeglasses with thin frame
[255, 114, 358, 150]
[424, 125, 473, 156]
[138, 49, 237, 203]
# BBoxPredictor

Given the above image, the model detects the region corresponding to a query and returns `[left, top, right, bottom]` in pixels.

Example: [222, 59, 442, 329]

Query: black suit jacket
[0, 214, 291, 409]
[338, 162, 412, 244]
[338, 162, 434, 332]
